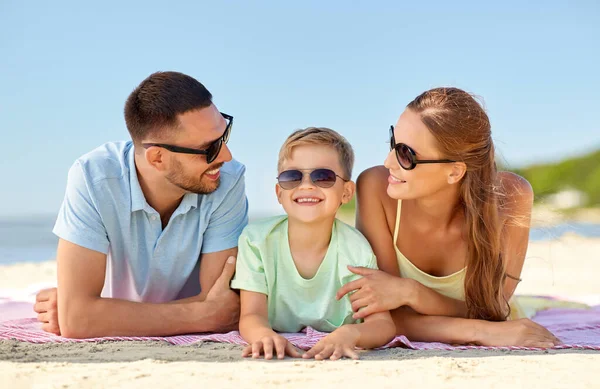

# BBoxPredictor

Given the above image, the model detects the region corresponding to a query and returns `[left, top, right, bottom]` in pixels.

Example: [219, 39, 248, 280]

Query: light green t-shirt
[230, 216, 378, 333]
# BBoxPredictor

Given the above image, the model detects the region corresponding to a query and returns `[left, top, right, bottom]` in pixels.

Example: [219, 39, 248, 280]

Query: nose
[215, 143, 233, 164]
[384, 150, 398, 170]
[297, 172, 316, 189]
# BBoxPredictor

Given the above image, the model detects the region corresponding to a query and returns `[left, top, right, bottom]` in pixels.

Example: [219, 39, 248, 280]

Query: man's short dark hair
[124, 71, 213, 142]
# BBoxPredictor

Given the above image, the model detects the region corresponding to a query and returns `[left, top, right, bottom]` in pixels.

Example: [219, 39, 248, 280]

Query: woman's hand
[302, 325, 361, 360]
[336, 266, 414, 319]
[242, 332, 302, 360]
[476, 319, 562, 348]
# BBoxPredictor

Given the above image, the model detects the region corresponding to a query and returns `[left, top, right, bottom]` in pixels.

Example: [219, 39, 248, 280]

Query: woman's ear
[447, 162, 467, 185]
[341, 180, 356, 204]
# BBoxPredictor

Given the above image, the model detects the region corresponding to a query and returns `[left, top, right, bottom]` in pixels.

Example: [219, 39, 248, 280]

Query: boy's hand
[302, 326, 360, 360]
[242, 332, 302, 360]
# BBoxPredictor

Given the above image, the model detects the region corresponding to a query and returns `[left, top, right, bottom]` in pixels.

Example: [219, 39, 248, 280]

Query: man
[33, 71, 247, 338]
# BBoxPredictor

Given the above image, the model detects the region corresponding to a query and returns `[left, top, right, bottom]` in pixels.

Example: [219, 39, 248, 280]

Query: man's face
[162, 105, 233, 194]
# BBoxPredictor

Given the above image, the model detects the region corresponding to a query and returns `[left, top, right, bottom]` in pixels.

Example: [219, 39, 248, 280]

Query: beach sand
[1, 236, 599, 388]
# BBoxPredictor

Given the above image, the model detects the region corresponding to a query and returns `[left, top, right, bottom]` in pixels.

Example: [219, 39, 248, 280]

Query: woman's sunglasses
[390, 125, 455, 170]
[142, 112, 233, 164]
[277, 168, 349, 190]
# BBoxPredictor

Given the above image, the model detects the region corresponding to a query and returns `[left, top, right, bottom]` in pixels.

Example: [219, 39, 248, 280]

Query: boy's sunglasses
[142, 112, 233, 164]
[390, 125, 455, 170]
[277, 168, 349, 190]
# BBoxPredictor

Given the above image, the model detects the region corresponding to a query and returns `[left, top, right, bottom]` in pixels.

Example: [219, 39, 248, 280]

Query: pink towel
[1, 301, 599, 351]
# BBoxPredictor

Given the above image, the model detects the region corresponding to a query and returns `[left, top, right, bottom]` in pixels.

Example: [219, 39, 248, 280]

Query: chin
[284, 208, 336, 224]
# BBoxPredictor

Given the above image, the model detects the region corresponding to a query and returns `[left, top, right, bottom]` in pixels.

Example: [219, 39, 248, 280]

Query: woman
[336, 87, 560, 348]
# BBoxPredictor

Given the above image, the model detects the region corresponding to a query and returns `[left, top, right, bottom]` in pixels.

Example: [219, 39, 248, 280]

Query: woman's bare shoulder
[497, 171, 534, 222]
[356, 166, 397, 217]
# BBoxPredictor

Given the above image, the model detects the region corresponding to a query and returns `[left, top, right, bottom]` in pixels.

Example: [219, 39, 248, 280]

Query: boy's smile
[276, 145, 354, 224]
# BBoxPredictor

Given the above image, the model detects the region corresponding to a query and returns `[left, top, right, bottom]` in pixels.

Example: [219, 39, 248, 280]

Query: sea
[1, 215, 600, 266]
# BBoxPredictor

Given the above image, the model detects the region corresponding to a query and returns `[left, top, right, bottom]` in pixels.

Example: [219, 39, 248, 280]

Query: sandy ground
[1, 235, 599, 388]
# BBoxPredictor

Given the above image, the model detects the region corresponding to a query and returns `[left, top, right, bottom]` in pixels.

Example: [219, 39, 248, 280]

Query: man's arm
[57, 239, 238, 338]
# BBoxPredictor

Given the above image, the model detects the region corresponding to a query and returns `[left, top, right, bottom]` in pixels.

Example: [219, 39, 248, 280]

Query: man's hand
[204, 256, 240, 332]
[34, 288, 60, 335]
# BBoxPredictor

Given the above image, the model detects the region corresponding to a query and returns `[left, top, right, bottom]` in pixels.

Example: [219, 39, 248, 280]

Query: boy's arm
[239, 290, 301, 359]
[302, 311, 395, 360]
[239, 290, 274, 342]
[352, 311, 396, 349]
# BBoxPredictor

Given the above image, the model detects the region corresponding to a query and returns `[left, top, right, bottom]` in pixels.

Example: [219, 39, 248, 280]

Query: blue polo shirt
[53, 141, 248, 303]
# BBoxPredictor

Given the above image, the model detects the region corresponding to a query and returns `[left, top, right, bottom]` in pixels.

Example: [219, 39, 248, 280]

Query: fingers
[285, 342, 302, 358]
[41, 322, 60, 336]
[352, 304, 379, 320]
[37, 312, 50, 323]
[315, 344, 335, 360]
[263, 338, 274, 360]
[35, 288, 55, 302]
[251, 340, 263, 359]
[351, 297, 370, 313]
[215, 256, 237, 287]
[243, 338, 301, 360]
[33, 300, 49, 314]
[347, 266, 376, 276]
[303, 343, 323, 359]
[343, 346, 360, 360]
[336, 278, 364, 300]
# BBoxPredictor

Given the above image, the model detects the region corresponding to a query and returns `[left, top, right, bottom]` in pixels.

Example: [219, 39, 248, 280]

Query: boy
[231, 127, 395, 360]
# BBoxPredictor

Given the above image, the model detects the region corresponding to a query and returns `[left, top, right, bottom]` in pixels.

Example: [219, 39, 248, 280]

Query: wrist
[471, 320, 488, 345]
[335, 324, 361, 344]
[399, 278, 419, 308]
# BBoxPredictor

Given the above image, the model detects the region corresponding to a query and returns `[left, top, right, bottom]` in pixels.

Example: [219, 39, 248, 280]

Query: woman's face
[384, 109, 457, 200]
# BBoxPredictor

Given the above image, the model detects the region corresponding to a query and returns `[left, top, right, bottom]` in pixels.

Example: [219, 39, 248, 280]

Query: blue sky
[1, 1, 598, 217]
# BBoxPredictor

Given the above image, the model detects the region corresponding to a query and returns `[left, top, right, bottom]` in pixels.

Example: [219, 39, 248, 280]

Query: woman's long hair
[407, 87, 508, 321]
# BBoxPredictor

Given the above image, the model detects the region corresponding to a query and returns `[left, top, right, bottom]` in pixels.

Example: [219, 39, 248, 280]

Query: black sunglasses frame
[142, 112, 233, 164]
[389, 125, 455, 170]
[277, 168, 349, 190]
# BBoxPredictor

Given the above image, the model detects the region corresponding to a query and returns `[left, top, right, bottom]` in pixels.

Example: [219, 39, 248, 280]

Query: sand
[1, 236, 599, 388]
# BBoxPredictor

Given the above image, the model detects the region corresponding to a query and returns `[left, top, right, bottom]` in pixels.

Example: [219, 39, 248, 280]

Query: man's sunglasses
[142, 113, 233, 164]
[277, 168, 349, 190]
[390, 125, 455, 170]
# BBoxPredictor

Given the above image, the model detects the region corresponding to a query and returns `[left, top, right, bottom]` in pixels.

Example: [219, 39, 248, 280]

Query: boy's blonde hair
[277, 127, 355, 179]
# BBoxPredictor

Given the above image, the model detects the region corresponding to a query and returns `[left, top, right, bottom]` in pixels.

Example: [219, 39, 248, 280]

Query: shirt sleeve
[342, 252, 379, 285]
[230, 229, 268, 295]
[201, 170, 249, 254]
[52, 161, 110, 254]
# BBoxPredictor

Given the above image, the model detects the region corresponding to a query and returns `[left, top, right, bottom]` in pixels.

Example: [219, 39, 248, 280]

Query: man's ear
[447, 162, 467, 185]
[341, 180, 356, 204]
[144, 146, 167, 171]
[275, 183, 283, 204]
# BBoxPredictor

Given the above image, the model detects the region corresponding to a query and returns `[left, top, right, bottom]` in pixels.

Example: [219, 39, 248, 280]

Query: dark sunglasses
[142, 112, 233, 164]
[277, 168, 349, 190]
[389, 125, 455, 170]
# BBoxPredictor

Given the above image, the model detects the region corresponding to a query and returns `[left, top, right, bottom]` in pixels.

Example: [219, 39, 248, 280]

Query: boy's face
[276, 145, 355, 224]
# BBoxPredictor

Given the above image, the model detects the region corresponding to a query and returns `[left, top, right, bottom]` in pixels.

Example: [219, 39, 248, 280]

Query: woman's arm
[392, 307, 560, 348]
[498, 172, 534, 300]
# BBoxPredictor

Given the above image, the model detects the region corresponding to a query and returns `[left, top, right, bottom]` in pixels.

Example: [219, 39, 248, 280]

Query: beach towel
[1, 296, 599, 351]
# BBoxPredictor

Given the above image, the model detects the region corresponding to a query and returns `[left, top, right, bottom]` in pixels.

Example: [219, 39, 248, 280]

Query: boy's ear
[275, 183, 283, 204]
[341, 180, 356, 204]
